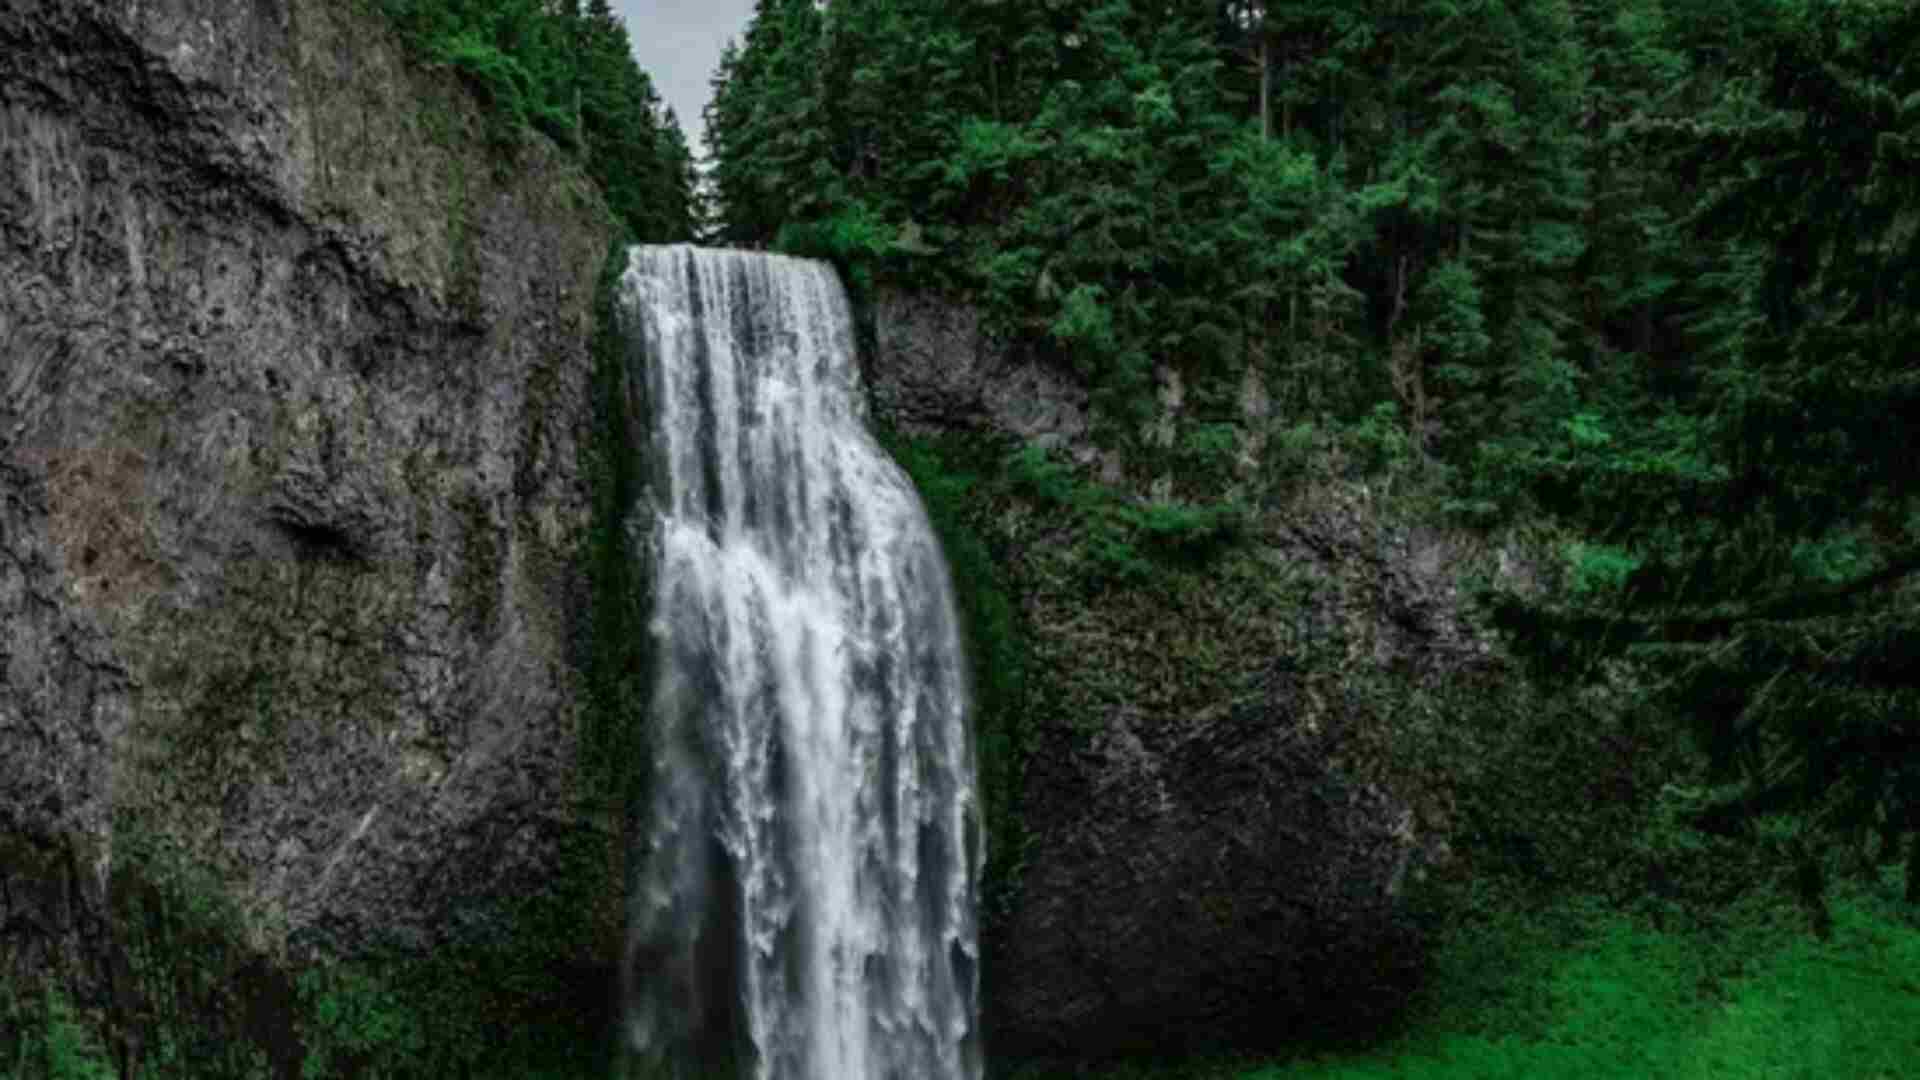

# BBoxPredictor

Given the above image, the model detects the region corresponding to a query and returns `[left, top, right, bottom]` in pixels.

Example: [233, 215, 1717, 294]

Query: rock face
[868, 296, 1492, 1057]
[1002, 696, 1422, 1055]
[0, 0, 613, 1017]
[868, 288, 1092, 455]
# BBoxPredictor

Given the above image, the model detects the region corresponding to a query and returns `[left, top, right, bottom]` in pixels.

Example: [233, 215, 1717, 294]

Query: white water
[621, 246, 982, 1080]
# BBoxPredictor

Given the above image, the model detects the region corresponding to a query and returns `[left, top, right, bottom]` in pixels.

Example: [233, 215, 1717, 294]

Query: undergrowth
[999, 443, 1246, 587]
[1, 985, 117, 1080]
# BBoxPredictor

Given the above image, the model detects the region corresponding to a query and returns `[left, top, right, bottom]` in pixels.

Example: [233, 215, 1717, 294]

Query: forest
[707, 0, 1919, 891]
[698, 0, 1920, 1075]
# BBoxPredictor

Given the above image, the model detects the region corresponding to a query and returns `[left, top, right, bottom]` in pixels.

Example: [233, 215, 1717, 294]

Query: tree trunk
[1906, 829, 1920, 905]
[1259, 33, 1271, 140]
[1794, 850, 1833, 940]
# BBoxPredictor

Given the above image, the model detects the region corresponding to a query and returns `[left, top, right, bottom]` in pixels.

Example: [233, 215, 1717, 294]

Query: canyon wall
[0, 0, 619, 1063]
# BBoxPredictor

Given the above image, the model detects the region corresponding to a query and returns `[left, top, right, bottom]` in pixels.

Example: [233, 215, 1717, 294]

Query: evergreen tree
[1493, 0, 1920, 902]
[698, 0, 1920, 908]
[373, 0, 697, 242]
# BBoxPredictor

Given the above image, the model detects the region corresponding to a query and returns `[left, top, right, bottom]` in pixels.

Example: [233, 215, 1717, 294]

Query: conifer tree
[1493, 0, 1920, 901]
[372, 0, 698, 242]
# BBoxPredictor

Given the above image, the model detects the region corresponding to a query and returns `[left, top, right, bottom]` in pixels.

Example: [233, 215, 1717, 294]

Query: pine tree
[371, 0, 697, 241]
[1493, 0, 1920, 902]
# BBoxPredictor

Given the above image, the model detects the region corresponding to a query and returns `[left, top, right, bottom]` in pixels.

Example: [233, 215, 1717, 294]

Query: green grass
[1239, 891, 1920, 1080]
[1004, 878, 1920, 1080]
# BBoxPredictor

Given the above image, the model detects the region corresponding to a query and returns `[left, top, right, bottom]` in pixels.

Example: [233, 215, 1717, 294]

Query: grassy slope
[1014, 880, 1920, 1080]
[1267, 900, 1920, 1079]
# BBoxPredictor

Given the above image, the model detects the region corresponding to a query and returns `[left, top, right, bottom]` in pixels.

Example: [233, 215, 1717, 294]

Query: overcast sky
[614, 0, 758, 159]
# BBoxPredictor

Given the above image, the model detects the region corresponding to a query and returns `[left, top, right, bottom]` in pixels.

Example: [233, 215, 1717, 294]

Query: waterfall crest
[621, 245, 982, 1080]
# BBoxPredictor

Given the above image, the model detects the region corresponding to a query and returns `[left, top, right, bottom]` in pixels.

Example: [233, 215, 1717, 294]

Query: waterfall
[620, 245, 982, 1080]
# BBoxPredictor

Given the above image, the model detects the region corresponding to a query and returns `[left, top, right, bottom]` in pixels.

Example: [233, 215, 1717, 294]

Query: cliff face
[867, 292, 1512, 1057]
[0, 0, 614, 1040]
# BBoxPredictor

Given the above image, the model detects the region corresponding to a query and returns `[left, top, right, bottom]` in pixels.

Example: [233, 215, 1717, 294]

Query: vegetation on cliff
[1003, 883, 1920, 1079]
[373, 0, 700, 242]
[708, 0, 1920, 911]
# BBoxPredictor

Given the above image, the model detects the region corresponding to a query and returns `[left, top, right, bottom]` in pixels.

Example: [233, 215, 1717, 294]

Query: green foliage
[1011, 878, 1920, 1080]
[296, 966, 427, 1079]
[1049, 284, 1119, 378]
[1563, 541, 1642, 599]
[774, 202, 902, 294]
[433, 32, 537, 128]
[881, 432, 1034, 926]
[1, 986, 116, 1080]
[1237, 891, 1920, 1080]
[578, 241, 653, 812]
[85, 820, 621, 1079]
[1485, 0, 1920, 906]
[373, 0, 696, 242]
[1002, 444, 1245, 586]
[285, 835, 619, 1079]
[101, 828, 287, 1079]
[1345, 401, 1414, 476]
[1792, 530, 1875, 585]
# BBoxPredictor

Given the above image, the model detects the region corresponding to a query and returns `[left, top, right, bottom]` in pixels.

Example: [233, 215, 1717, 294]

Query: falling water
[620, 245, 982, 1080]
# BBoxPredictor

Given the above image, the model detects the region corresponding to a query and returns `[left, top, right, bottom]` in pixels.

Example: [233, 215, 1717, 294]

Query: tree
[373, 0, 698, 242]
[1492, 0, 1920, 903]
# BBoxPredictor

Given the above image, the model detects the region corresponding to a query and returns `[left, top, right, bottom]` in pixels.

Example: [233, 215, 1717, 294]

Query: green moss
[996, 881, 1920, 1080]
[407, 78, 487, 318]
[877, 431, 1034, 929]
[0, 984, 117, 1080]
[452, 489, 504, 637]
[287, 820, 623, 1079]
[80, 814, 623, 1079]
[1000, 444, 1246, 588]
[1233, 888, 1920, 1080]
[444, 151, 481, 315]
[95, 831, 296, 1078]
[576, 239, 652, 815]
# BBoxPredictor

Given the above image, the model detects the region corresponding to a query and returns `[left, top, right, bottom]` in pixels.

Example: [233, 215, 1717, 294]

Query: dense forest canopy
[374, 0, 700, 242]
[705, 0, 1920, 899]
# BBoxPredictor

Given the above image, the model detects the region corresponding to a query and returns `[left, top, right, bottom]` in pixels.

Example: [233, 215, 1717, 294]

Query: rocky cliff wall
[0, 0, 616, 1057]
[866, 290, 1525, 1058]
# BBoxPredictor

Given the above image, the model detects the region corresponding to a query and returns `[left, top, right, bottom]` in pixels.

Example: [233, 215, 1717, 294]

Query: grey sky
[614, 0, 758, 159]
